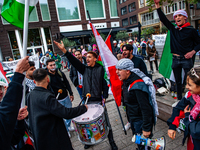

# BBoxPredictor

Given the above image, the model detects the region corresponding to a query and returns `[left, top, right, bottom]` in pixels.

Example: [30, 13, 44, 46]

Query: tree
[146, 0, 199, 23]
[90, 33, 106, 43]
[62, 38, 76, 47]
[115, 31, 129, 40]
[161, 25, 168, 33]
[132, 31, 139, 37]
[141, 27, 155, 38]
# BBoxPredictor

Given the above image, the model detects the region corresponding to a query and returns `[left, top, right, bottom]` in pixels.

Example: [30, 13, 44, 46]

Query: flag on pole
[158, 31, 173, 79]
[0, 63, 9, 86]
[89, 22, 122, 106]
[1, 0, 39, 28]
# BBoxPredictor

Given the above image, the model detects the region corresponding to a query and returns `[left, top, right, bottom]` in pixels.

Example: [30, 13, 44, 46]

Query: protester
[82, 49, 87, 58]
[46, 59, 74, 137]
[54, 40, 118, 150]
[167, 67, 200, 150]
[27, 68, 88, 150]
[70, 50, 86, 100]
[120, 43, 124, 52]
[116, 58, 156, 150]
[122, 44, 148, 75]
[48, 49, 53, 58]
[113, 40, 121, 57]
[92, 44, 99, 55]
[140, 38, 147, 59]
[117, 54, 122, 60]
[67, 48, 72, 71]
[147, 40, 158, 73]
[72, 48, 76, 56]
[52, 52, 61, 70]
[154, 0, 200, 101]
[40, 52, 50, 69]
[117, 40, 122, 48]
[0, 56, 30, 150]
[87, 44, 92, 51]
[25, 61, 36, 95]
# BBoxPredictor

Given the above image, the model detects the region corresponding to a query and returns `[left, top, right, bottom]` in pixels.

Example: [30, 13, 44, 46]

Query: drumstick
[56, 89, 63, 99]
[85, 93, 91, 105]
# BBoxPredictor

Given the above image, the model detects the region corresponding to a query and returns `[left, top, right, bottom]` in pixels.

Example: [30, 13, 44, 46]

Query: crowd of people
[1, 0, 200, 150]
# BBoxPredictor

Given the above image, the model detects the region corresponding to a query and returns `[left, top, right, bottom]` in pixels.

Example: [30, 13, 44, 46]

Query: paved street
[63, 68, 187, 150]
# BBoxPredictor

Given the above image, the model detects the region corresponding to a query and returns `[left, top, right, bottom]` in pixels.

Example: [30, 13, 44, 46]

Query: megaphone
[132, 134, 165, 150]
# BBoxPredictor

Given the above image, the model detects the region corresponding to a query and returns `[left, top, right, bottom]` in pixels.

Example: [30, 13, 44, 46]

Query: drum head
[73, 104, 104, 123]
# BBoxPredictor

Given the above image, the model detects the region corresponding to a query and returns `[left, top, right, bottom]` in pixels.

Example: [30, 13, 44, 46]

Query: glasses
[190, 68, 199, 79]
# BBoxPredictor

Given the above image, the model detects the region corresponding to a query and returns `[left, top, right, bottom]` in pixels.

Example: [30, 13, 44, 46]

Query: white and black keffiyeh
[25, 78, 36, 91]
[116, 58, 159, 116]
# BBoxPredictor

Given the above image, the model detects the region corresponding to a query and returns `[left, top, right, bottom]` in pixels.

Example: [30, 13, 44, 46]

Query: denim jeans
[150, 60, 158, 71]
[76, 86, 83, 99]
[58, 96, 72, 132]
[172, 57, 193, 100]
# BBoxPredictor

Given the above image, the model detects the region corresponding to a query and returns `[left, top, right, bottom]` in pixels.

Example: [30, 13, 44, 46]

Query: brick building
[0, 0, 122, 61]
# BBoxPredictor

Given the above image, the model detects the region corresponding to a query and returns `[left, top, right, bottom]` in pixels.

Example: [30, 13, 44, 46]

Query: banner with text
[152, 34, 167, 46]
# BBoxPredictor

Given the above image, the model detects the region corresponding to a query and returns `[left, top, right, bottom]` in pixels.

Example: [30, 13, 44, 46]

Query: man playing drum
[116, 58, 157, 150]
[54, 41, 118, 150]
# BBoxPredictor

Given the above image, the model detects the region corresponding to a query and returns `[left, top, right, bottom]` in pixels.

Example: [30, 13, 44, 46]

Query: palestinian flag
[0, 63, 9, 86]
[1, 0, 39, 28]
[90, 21, 122, 106]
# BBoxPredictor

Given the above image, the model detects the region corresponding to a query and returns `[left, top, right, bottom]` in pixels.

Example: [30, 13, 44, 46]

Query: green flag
[158, 31, 173, 79]
[1, 0, 39, 28]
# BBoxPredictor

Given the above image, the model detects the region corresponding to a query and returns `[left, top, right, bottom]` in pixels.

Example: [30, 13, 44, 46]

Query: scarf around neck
[175, 22, 191, 31]
[190, 94, 200, 120]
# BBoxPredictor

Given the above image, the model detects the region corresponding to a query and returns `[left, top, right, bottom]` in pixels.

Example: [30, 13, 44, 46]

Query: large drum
[72, 104, 109, 145]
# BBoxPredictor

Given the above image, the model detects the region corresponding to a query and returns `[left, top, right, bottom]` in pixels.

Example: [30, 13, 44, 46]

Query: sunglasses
[190, 68, 199, 79]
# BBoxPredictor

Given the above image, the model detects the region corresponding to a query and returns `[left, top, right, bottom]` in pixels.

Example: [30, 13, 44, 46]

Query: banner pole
[105, 29, 112, 42]
[21, 0, 30, 107]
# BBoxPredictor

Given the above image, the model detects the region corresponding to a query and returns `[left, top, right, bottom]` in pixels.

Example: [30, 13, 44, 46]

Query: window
[39, 0, 51, 21]
[8, 31, 21, 60]
[128, 2, 136, 12]
[182, 1, 185, 9]
[197, 2, 200, 9]
[172, 3, 177, 12]
[55, 0, 80, 21]
[130, 15, 137, 25]
[84, 0, 104, 19]
[141, 10, 159, 26]
[123, 0, 127, 2]
[140, 0, 144, 4]
[29, 7, 39, 22]
[168, 5, 171, 13]
[179, 1, 182, 9]
[119, 0, 123, 4]
[109, 0, 118, 17]
[122, 18, 128, 26]
[121, 6, 127, 15]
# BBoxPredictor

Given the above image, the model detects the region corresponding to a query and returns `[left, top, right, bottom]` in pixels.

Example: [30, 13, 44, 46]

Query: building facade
[0, 0, 121, 61]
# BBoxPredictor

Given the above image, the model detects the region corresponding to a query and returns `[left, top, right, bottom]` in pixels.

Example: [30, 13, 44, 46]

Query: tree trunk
[185, 1, 191, 23]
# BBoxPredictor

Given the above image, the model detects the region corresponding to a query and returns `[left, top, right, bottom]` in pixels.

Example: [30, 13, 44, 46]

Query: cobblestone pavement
[63, 69, 187, 150]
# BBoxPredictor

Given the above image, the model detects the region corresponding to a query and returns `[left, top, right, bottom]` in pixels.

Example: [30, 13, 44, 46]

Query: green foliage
[141, 27, 155, 36]
[62, 38, 77, 47]
[115, 31, 129, 40]
[161, 25, 168, 33]
[132, 31, 139, 37]
[90, 33, 106, 43]
[146, 0, 199, 11]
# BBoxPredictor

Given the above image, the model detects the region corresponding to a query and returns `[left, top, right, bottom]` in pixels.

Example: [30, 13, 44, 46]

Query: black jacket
[113, 46, 121, 57]
[157, 8, 200, 56]
[0, 72, 25, 150]
[65, 52, 108, 101]
[131, 56, 148, 75]
[122, 73, 153, 132]
[27, 86, 87, 150]
[48, 69, 73, 100]
[70, 57, 86, 87]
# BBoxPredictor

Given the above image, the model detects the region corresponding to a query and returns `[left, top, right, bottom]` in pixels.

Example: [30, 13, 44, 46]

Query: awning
[60, 27, 127, 38]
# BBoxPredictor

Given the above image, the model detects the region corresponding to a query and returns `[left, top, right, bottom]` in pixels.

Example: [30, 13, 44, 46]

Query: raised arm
[154, 0, 174, 30]
[54, 41, 86, 74]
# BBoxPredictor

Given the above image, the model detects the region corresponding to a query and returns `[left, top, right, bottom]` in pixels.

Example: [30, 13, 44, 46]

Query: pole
[105, 29, 112, 42]
[87, 10, 91, 22]
[115, 101, 127, 135]
[21, 0, 30, 107]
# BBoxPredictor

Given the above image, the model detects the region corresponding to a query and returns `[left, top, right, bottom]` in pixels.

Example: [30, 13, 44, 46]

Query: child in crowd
[167, 67, 200, 150]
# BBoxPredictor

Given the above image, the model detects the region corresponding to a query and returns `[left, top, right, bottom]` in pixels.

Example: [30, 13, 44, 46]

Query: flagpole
[87, 10, 127, 135]
[105, 29, 112, 42]
[21, 0, 30, 107]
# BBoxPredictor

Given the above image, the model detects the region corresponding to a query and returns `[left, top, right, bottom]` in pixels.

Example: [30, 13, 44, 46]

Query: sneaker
[123, 122, 131, 131]
[68, 126, 75, 131]
[84, 145, 91, 149]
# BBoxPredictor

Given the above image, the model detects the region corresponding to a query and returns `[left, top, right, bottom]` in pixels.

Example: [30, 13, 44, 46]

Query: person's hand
[142, 131, 151, 138]
[154, 0, 160, 8]
[168, 129, 176, 140]
[54, 41, 67, 54]
[70, 95, 74, 102]
[184, 50, 196, 59]
[184, 105, 191, 113]
[17, 106, 28, 120]
[15, 56, 30, 74]
[85, 105, 88, 110]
